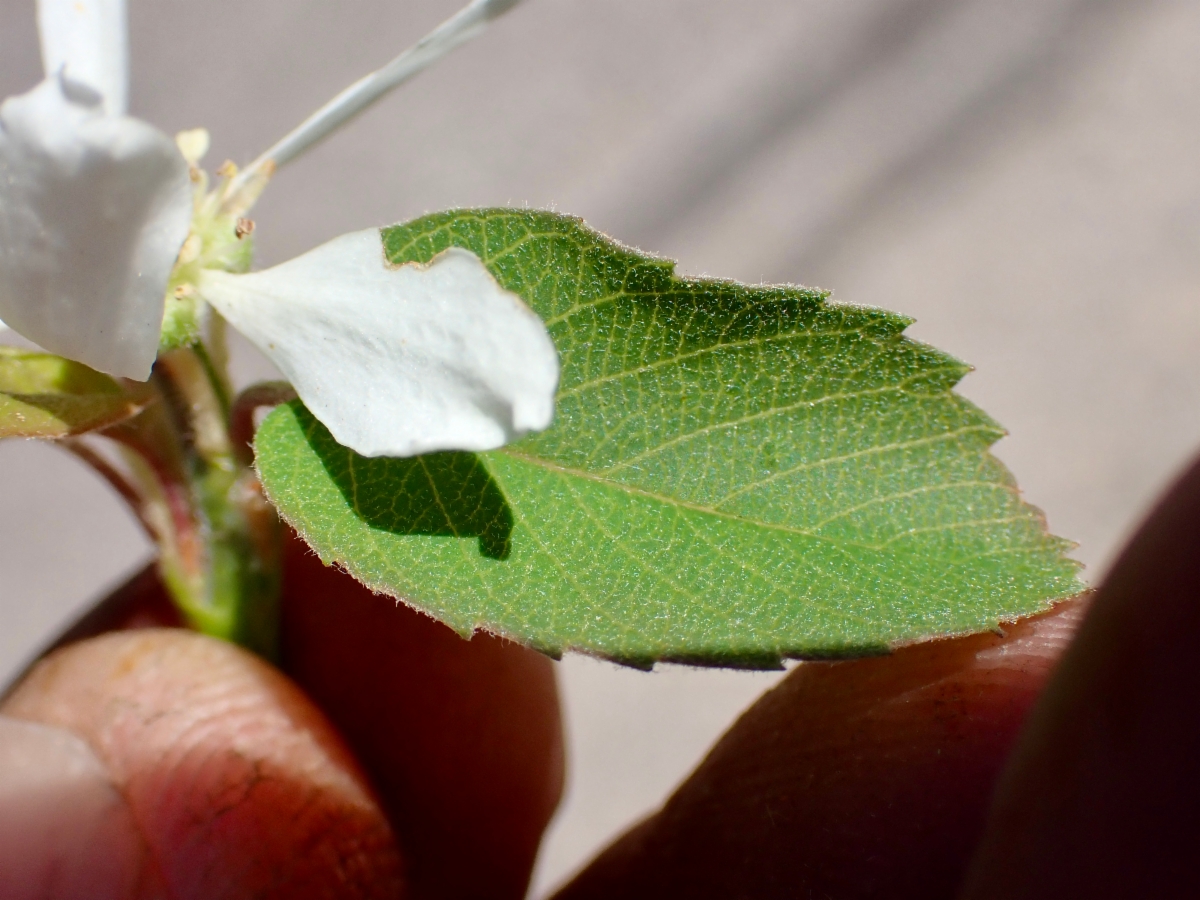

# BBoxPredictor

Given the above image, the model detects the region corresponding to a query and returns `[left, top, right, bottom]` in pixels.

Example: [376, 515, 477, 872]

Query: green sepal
[0, 348, 155, 439]
[161, 199, 254, 353]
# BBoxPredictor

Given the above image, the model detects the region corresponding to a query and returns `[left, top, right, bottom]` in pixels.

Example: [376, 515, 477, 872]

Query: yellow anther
[175, 128, 211, 164]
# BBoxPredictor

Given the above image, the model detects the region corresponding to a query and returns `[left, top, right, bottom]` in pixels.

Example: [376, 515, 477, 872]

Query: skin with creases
[0, 531, 564, 900]
[552, 599, 1087, 900]
[2, 629, 406, 900]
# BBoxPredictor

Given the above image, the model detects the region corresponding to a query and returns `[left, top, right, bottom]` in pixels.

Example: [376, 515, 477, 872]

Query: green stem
[113, 349, 285, 659]
[193, 335, 232, 419]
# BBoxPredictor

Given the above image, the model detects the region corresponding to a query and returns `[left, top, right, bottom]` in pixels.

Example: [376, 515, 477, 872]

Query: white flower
[0, 0, 556, 458]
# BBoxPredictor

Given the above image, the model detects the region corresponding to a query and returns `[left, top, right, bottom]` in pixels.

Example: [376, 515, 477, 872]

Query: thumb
[0, 629, 404, 900]
[554, 599, 1085, 899]
[0, 716, 146, 899]
[960, 452, 1200, 898]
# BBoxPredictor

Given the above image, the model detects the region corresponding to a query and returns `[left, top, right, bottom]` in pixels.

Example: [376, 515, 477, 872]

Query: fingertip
[2, 629, 405, 900]
[4, 530, 566, 900]
[962, 454, 1200, 899]
[555, 600, 1086, 900]
[0, 715, 151, 900]
[279, 536, 565, 900]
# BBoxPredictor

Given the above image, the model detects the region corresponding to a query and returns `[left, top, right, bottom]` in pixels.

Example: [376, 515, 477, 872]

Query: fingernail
[0, 715, 145, 900]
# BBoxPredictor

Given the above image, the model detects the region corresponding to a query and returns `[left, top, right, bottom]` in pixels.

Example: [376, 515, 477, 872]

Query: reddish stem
[59, 439, 156, 540]
[229, 381, 297, 466]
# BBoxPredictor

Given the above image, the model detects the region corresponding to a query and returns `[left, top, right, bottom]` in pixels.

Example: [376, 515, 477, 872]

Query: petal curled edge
[201, 231, 560, 458]
[38, 0, 128, 115]
[0, 77, 192, 380]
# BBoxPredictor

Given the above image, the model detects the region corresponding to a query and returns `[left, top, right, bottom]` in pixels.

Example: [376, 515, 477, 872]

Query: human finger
[1, 529, 565, 900]
[960, 452, 1200, 898]
[1, 629, 405, 899]
[277, 534, 564, 900]
[553, 598, 1086, 899]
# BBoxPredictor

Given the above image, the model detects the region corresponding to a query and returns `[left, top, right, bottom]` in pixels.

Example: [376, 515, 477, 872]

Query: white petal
[201, 231, 560, 458]
[241, 0, 530, 178]
[0, 76, 192, 379]
[37, 0, 128, 115]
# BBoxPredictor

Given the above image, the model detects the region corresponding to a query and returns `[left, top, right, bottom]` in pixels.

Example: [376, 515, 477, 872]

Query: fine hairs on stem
[229, 0, 526, 197]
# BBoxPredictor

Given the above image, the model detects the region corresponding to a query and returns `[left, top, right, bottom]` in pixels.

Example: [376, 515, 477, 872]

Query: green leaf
[0, 348, 154, 439]
[255, 209, 1080, 666]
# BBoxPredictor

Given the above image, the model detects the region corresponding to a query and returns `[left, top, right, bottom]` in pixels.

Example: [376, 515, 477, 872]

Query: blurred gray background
[2, 0, 1199, 894]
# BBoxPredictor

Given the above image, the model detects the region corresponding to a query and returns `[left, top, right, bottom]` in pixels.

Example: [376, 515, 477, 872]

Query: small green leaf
[0, 348, 154, 438]
[255, 209, 1080, 666]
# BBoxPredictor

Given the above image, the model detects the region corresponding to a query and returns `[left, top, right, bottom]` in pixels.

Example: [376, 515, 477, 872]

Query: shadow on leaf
[295, 403, 514, 560]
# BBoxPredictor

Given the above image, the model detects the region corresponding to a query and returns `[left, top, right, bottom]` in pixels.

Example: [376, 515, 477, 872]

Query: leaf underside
[0, 348, 153, 439]
[256, 209, 1080, 667]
